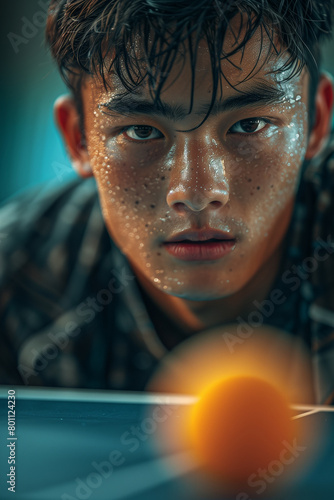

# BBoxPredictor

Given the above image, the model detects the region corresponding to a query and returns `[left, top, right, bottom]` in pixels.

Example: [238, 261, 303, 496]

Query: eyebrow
[99, 81, 288, 121]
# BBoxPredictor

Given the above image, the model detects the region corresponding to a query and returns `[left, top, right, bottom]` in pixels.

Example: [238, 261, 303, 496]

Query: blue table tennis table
[0, 387, 333, 500]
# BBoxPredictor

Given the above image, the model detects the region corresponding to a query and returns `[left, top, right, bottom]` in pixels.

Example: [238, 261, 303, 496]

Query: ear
[54, 95, 93, 178]
[305, 72, 334, 160]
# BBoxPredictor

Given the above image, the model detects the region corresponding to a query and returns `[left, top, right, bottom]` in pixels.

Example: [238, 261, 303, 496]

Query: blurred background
[1, 0, 334, 205]
[0, 0, 73, 205]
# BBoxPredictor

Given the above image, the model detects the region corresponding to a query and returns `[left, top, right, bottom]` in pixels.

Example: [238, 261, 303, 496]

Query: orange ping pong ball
[188, 375, 296, 491]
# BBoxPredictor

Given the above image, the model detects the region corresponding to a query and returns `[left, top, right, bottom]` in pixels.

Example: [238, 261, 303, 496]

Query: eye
[229, 118, 270, 135]
[121, 125, 164, 141]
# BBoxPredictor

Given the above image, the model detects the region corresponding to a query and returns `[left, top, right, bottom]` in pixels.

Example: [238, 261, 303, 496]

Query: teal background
[1, 0, 75, 205]
[1, 0, 334, 204]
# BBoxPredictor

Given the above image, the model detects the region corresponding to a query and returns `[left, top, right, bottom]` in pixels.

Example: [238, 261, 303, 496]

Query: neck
[129, 243, 285, 336]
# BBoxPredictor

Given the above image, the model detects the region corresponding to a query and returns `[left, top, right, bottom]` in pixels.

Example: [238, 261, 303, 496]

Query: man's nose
[166, 139, 230, 213]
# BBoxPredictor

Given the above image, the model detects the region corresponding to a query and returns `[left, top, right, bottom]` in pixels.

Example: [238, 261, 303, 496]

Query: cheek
[228, 111, 307, 234]
[87, 138, 170, 249]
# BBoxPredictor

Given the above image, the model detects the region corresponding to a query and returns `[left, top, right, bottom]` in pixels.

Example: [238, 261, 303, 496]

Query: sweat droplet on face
[80, 42, 311, 307]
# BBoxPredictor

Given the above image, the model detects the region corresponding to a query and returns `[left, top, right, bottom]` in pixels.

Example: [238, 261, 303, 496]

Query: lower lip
[163, 240, 236, 261]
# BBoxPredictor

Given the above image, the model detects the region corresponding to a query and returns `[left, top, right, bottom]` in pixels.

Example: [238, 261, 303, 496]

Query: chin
[161, 285, 234, 302]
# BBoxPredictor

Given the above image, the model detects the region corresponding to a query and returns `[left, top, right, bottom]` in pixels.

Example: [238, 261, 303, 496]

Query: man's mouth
[163, 229, 236, 261]
[166, 228, 235, 242]
[174, 238, 226, 243]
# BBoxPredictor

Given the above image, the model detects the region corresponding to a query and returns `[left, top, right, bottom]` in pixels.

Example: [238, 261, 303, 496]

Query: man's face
[81, 26, 309, 301]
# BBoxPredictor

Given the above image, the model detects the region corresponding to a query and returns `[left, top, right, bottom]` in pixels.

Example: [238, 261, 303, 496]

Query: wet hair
[46, 0, 333, 133]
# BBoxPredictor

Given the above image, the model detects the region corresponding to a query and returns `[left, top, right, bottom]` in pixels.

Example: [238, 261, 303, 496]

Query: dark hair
[46, 0, 333, 131]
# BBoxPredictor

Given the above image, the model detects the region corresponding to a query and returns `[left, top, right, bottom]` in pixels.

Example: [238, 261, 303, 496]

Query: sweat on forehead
[85, 37, 307, 130]
[47, 0, 332, 129]
[93, 15, 293, 103]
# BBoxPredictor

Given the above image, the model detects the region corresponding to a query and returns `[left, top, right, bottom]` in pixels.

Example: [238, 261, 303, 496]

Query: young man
[0, 1, 333, 403]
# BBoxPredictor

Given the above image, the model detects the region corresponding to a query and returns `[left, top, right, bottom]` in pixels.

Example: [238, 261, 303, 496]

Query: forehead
[83, 15, 308, 107]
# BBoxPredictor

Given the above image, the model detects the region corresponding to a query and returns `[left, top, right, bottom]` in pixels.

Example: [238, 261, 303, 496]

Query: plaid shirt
[0, 137, 334, 404]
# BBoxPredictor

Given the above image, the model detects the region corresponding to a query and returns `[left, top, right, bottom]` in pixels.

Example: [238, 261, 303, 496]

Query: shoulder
[0, 175, 98, 247]
[0, 176, 117, 386]
[0, 176, 103, 283]
[303, 131, 334, 308]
